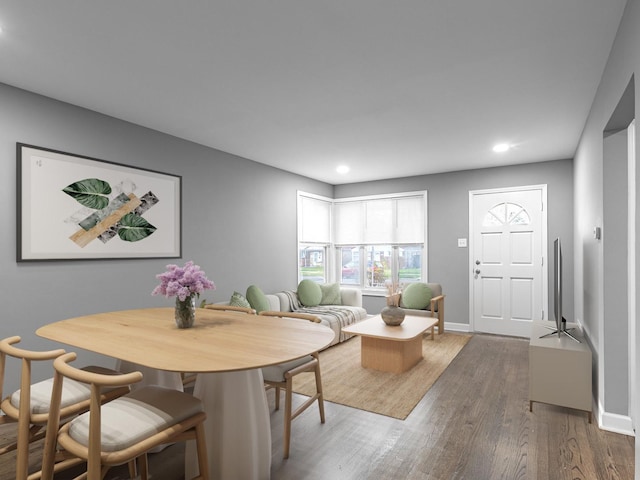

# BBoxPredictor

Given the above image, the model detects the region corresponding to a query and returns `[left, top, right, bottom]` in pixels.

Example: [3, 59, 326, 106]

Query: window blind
[298, 194, 331, 243]
[334, 194, 425, 245]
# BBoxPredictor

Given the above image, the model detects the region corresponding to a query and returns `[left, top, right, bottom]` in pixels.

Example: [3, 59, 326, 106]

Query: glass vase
[175, 295, 196, 329]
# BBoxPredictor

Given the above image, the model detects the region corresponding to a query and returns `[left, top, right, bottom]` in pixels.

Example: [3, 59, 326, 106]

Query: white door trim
[628, 119, 636, 433]
[468, 184, 548, 334]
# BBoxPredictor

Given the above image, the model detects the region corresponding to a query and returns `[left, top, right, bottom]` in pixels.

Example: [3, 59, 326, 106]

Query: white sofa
[262, 287, 367, 347]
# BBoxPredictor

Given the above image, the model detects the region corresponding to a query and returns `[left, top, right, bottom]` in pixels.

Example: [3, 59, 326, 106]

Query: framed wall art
[17, 143, 182, 261]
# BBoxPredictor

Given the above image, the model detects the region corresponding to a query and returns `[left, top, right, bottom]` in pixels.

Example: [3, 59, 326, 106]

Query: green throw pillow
[229, 291, 251, 309]
[400, 282, 432, 310]
[297, 279, 322, 307]
[319, 283, 341, 305]
[245, 285, 270, 313]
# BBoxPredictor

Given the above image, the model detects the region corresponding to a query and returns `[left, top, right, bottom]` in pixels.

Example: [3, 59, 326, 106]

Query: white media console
[529, 320, 592, 422]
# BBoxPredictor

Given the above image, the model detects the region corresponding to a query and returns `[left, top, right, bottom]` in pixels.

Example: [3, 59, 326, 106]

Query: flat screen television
[553, 236, 563, 333]
[541, 237, 580, 342]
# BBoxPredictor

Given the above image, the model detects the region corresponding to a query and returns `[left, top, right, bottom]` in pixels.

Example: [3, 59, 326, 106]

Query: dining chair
[258, 310, 326, 459]
[0, 336, 129, 480]
[41, 351, 210, 480]
[180, 303, 258, 387]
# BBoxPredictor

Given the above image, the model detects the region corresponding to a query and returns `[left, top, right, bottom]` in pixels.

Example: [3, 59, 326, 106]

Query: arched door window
[483, 202, 531, 226]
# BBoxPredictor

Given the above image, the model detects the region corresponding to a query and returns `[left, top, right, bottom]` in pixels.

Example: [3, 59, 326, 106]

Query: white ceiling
[0, 1, 628, 185]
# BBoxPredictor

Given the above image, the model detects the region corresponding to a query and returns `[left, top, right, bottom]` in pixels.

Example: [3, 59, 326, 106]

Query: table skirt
[185, 369, 272, 480]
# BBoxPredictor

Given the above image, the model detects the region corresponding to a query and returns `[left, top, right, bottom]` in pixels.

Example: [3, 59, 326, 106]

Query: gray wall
[603, 129, 630, 416]
[0, 82, 332, 394]
[573, 0, 638, 430]
[335, 160, 574, 327]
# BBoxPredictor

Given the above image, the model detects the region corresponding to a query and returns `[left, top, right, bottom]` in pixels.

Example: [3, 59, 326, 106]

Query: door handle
[475, 269, 481, 274]
[475, 260, 480, 265]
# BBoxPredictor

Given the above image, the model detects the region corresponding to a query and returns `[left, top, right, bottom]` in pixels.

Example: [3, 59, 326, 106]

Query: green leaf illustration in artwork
[62, 178, 112, 209]
[117, 213, 157, 242]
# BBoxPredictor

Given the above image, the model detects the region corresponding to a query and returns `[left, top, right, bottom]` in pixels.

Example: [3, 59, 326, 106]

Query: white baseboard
[596, 399, 635, 436]
[444, 322, 470, 333]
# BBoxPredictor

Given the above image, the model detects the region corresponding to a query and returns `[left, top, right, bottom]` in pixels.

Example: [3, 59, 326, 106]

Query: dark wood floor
[2, 334, 635, 479]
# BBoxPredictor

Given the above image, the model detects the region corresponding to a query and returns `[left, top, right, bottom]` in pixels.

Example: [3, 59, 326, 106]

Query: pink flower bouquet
[152, 261, 216, 302]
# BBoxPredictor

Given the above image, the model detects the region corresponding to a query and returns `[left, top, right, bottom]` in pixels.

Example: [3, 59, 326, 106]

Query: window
[337, 244, 423, 289]
[334, 192, 426, 292]
[338, 246, 360, 285]
[483, 202, 531, 226]
[398, 245, 422, 283]
[299, 190, 427, 293]
[299, 244, 327, 282]
[365, 245, 389, 288]
[338, 245, 390, 287]
[297, 193, 332, 282]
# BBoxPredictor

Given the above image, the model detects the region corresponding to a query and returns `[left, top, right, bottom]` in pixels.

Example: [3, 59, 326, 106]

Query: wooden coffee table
[342, 314, 439, 373]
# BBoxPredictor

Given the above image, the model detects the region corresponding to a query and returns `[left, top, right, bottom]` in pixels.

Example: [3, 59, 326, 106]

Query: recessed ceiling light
[336, 165, 350, 174]
[492, 143, 511, 153]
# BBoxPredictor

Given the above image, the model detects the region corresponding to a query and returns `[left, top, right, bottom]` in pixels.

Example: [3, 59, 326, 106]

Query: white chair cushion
[262, 355, 314, 382]
[68, 385, 203, 452]
[11, 366, 121, 415]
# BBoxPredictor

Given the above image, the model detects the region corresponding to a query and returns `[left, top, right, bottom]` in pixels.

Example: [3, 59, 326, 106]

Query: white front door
[470, 186, 546, 337]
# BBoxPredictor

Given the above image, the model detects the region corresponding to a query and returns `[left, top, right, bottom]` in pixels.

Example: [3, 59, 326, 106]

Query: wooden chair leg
[283, 377, 293, 459]
[313, 354, 325, 424]
[430, 296, 445, 334]
[274, 386, 281, 411]
[16, 423, 30, 480]
[138, 453, 149, 480]
[128, 459, 137, 479]
[194, 422, 210, 480]
[16, 360, 33, 480]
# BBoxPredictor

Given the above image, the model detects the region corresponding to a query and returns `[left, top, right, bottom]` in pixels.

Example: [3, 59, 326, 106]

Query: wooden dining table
[36, 307, 335, 480]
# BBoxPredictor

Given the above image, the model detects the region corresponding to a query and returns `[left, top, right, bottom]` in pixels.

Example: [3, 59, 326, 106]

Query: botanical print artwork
[62, 177, 159, 248]
[18, 143, 180, 260]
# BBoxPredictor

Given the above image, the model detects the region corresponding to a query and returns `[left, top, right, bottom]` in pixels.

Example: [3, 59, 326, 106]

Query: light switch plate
[458, 238, 467, 248]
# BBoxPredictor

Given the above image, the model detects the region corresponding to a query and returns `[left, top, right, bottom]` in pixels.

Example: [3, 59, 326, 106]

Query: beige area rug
[293, 332, 472, 420]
